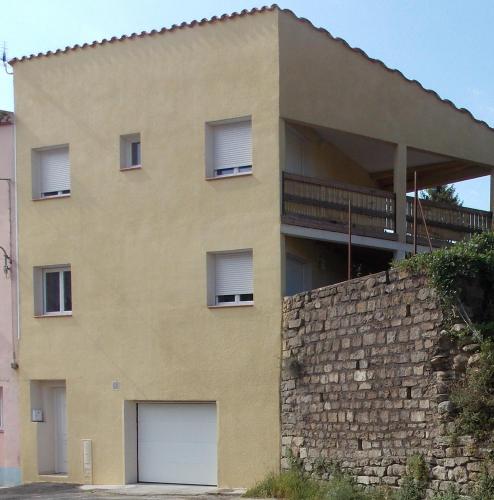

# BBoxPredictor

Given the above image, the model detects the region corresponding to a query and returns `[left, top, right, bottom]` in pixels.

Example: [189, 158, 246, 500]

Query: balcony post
[490, 170, 494, 229]
[393, 143, 407, 259]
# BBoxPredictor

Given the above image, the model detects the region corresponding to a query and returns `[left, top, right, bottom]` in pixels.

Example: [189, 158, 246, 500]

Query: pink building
[0, 110, 19, 486]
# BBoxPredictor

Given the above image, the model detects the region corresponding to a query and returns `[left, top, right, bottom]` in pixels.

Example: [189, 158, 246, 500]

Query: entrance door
[53, 387, 68, 474]
[137, 403, 217, 485]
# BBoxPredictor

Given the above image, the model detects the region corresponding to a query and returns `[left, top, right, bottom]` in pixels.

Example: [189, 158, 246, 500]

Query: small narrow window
[120, 133, 141, 170]
[32, 145, 70, 199]
[0, 387, 3, 430]
[206, 119, 252, 178]
[209, 250, 254, 306]
[39, 266, 72, 315]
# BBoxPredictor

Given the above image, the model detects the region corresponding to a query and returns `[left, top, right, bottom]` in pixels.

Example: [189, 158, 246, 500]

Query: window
[208, 250, 253, 306]
[0, 387, 3, 430]
[35, 266, 72, 316]
[120, 133, 141, 170]
[206, 119, 252, 177]
[32, 145, 70, 199]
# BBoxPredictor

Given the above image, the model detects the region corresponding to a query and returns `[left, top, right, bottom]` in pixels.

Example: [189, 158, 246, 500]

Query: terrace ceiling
[314, 125, 492, 191]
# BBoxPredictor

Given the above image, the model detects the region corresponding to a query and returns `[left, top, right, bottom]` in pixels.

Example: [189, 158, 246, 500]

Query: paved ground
[0, 483, 245, 500]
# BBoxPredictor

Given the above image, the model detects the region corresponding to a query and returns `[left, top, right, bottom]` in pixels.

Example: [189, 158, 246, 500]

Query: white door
[137, 403, 217, 485]
[53, 387, 68, 474]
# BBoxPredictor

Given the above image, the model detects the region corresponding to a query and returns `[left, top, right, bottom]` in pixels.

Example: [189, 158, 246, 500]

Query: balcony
[406, 196, 492, 247]
[282, 172, 492, 247]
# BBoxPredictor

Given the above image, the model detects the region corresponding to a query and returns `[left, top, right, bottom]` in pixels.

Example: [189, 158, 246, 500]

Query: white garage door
[137, 403, 217, 485]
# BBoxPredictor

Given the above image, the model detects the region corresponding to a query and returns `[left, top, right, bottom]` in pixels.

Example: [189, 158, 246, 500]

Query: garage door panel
[138, 403, 217, 485]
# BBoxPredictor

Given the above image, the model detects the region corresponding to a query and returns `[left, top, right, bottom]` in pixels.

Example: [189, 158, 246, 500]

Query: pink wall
[0, 114, 20, 485]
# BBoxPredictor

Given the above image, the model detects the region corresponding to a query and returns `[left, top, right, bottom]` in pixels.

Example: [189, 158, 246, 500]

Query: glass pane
[131, 142, 141, 166]
[238, 166, 252, 173]
[215, 168, 234, 176]
[45, 272, 60, 313]
[63, 271, 72, 312]
[240, 293, 253, 302]
[217, 295, 235, 304]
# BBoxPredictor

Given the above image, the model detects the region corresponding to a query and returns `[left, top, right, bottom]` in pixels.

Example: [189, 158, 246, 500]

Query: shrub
[399, 233, 494, 440]
[245, 470, 326, 500]
[430, 485, 461, 500]
[245, 469, 389, 500]
[393, 455, 428, 500]
[471, 462, 494, 500]
[450, 340, 494, 439]
[398, 232, 494, 328]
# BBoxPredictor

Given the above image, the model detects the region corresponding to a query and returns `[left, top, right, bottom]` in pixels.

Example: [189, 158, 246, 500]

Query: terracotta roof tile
[7, 4, 493, 132]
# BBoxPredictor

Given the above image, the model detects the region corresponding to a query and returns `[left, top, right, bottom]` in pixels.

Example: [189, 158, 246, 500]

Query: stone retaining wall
[281, 269, 490, 494]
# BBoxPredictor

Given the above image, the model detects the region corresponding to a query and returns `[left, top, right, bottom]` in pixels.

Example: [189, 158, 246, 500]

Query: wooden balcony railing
[406, 197, 492, 246]
[282, 173, 493, 247]
[282, 173, 396, 239]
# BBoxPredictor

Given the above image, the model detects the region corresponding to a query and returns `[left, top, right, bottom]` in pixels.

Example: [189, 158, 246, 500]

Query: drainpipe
[0, 176, 17, 369]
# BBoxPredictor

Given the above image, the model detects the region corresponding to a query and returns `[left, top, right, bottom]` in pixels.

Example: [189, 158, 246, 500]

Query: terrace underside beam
[371, 160, 492, 191]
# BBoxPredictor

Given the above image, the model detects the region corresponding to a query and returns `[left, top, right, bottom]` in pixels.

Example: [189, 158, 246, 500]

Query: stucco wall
[279, 11, 494, 166]
[285, 123, 377, 187]
[0, 121, 20, 486]
[15, 11, 281, 487]
[281, 270, 490, 493]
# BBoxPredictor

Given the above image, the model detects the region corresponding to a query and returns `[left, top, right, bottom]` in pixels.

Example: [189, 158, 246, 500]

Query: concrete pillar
[490, 170, 494, 229]
[393, 143, 407, 260]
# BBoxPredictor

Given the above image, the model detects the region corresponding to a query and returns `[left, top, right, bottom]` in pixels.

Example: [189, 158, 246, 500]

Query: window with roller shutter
[207, 119, 252, 177]
[210, 250, 254, 306]
[32, 145, 70, 199]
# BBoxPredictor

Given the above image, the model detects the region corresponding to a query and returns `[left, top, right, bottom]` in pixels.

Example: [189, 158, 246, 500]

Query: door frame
[52, 386, 67, 474]
[135, 401, 218, 486]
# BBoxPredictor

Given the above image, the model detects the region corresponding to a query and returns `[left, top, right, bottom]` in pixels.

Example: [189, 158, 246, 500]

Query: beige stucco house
[11, 5, 494, 488]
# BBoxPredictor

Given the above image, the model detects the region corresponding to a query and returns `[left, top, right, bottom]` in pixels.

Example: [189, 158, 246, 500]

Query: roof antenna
[2, 42, 13, 75]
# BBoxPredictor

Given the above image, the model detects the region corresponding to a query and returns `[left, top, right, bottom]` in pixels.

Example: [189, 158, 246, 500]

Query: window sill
[34, 313, 73, 318]
[206, 172, 253, 181]
[120, 165, 142, 171]
[208, 302, 254, 309]
[33, 194, 71, 201]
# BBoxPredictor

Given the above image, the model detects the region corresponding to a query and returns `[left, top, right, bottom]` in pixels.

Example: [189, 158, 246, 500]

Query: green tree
[420, 184, 463, 206]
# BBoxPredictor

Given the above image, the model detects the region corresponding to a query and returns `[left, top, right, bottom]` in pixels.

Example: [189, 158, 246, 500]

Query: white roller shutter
[213, 120, 252, 170]
[40, 147, 70, 194]
[138, 403, 217, 485]
[215, 251, 253, 296]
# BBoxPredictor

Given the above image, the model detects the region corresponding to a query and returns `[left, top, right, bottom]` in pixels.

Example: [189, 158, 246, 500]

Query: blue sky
[1, 0, 493, 208]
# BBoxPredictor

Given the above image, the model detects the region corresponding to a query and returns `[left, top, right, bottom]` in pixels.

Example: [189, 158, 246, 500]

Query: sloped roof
[8, 4, 493, 132]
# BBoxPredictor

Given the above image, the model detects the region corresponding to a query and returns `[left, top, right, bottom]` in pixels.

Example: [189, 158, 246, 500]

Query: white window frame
[32, 145, 71, 200]
[205, 117, 252, 179]
[216, 293, 254, 306]
[0, 387, 3, 430]
[207, 250, 254, 307]
[41, 266, 72, 316]
[120, 133, 142, 170]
